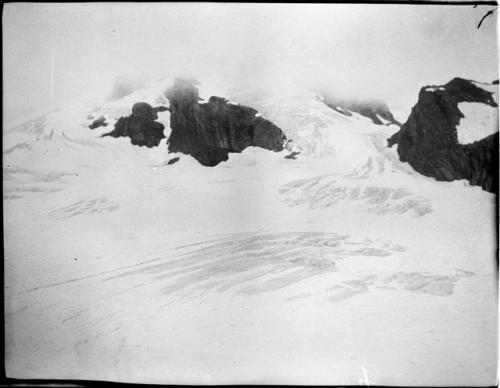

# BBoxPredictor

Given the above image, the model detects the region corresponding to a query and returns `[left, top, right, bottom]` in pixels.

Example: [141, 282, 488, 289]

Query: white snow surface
[3, 80, 498, 385]
[424, 86, 445, 92]
[457, 82, 499, 144]
[457, 102, 498, 144]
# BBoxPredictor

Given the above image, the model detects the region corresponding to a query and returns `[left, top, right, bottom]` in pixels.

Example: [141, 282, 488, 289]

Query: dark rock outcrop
[165, 78, 287, 166]
[285, 151, 301, 160]
[321, 94, 401, 126]
[88, 116, 108, 129]
[388, 77, 498, 193]
[167, 157, 180, 165]
[102, 102, 166, 147]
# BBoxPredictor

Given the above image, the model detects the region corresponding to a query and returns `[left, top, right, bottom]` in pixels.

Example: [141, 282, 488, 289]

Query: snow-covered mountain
[3, 76, 497, 385]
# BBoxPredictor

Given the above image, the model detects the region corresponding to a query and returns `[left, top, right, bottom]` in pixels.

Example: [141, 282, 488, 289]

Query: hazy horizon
[3, 3, 498, 123]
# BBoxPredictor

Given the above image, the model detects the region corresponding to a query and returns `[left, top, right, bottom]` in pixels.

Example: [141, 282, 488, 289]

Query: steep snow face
[456, 101, 498, 144]
[226, 88, 403, 173]
[3, 79, 497, 385]
[457, 81, 499, 144]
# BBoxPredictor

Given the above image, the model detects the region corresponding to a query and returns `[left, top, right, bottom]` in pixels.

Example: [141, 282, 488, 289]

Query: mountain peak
[388, 77, 498, 193]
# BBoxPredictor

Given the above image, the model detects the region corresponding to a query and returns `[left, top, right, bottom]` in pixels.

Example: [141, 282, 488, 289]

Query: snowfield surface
[424, 86, 445, 92]
[457, 101, 498, 144]
[457, 82, 499, 144]
[3, 80, 498, 385]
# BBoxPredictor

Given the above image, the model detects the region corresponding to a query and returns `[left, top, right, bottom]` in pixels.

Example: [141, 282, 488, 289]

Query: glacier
[3, 77, 498, 385]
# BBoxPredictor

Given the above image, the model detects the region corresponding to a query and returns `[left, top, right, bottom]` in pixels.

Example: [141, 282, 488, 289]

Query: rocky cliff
[166, 79, 287, 166]
[388, 78, 498, 193]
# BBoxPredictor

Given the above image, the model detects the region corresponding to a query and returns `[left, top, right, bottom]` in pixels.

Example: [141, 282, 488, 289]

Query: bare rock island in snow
[388, 77, 499, 193]
[166, 78, 287, 166]
[88, 115, 108, 130]
[102, 102, 167, 147]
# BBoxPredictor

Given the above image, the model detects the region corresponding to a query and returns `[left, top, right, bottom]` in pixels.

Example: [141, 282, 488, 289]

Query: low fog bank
[3, 3, 497, 125]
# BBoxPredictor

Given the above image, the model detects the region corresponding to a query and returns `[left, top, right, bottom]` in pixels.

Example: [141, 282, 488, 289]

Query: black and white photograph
[3, 2, 498, 385]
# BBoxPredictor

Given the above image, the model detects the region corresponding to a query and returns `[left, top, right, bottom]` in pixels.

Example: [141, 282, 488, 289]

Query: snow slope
[457, 81, 499, 145]
[4, 79, 497, 385]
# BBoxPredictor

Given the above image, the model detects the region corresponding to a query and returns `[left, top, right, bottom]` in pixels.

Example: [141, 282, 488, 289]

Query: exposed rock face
[388, 77, 498, 193]
[166, 78, 287, 166]
[321, 94, 401, 126]
[285, 151, 301, 160]
[88, 116, 108, 129]
[167, 157, 180, 165]
[102, 102, 167, 147]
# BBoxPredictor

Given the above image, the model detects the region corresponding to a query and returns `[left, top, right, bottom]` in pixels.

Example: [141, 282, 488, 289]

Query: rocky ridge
[388, 77, 498, 193]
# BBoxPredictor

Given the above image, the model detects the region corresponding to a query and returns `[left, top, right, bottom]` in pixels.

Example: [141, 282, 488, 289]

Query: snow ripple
[47, 197, 120, 220]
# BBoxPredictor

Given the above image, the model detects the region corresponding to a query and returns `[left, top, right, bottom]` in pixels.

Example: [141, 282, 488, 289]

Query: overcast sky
[3, 3, 498, 123]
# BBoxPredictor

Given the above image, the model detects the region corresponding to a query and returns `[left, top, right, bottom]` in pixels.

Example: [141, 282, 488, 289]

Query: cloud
[106, 73, 150, 102]
[3, 3, 498, 123]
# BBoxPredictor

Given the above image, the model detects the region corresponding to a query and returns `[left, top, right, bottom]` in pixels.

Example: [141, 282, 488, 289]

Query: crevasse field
[4, 79, 498, 385]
